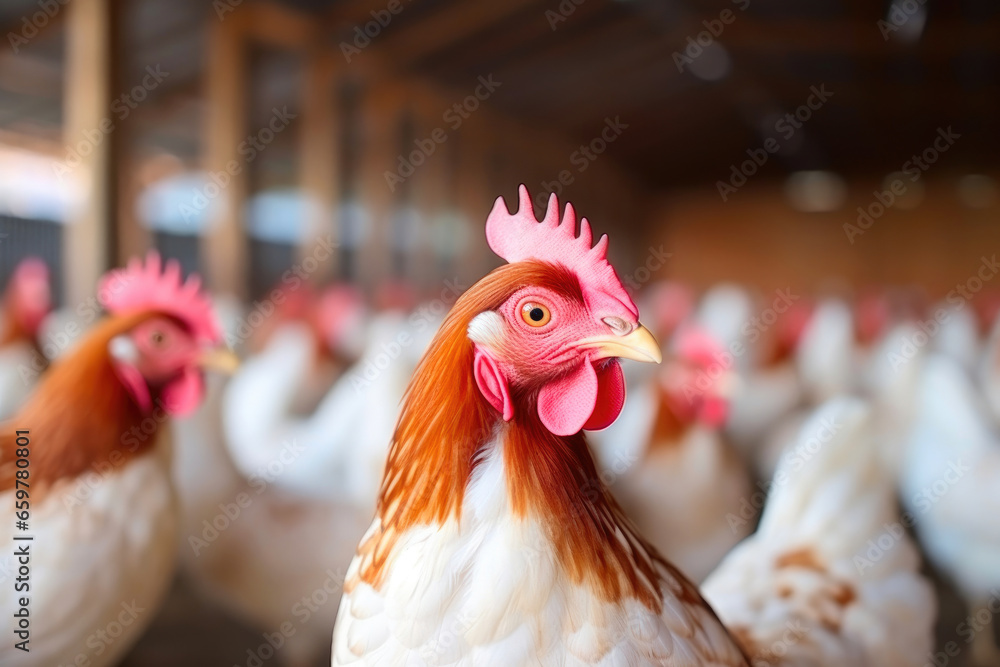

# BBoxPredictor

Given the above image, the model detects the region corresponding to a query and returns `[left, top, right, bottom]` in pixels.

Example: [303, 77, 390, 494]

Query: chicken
[979, 313, 1000, 424]
[332, 186, 749, 666]
[795, 298, 857, 403]
[0, 252, 235, 667]
[703, 398, 936, 666]
[179, 308, 427, 666]
[902, 354, 1000, 666]
[222, 284, 368, 487]
[695, 285, 812, 461]
[724, 298, 812, 468]
[592, 324, 753, 584]
[0, 258, 51, 420]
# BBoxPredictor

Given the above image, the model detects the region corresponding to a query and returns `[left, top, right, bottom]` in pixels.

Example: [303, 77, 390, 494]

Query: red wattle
[583, 360, 625, 431]
[537, 361, 599, 436]
[161, 367, 205, 417]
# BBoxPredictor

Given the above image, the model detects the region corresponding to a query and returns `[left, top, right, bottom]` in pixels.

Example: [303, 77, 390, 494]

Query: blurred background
[0, 0, 997, 665]
[0, 0, 997, 306]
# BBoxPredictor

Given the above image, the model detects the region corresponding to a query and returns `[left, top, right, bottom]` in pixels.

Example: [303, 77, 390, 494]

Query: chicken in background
[978, 313, 1000, 425]
[796, 297, 859, 403]
[932, 299, 980, 375]
[724, 296, 812, 461]
[178, 288, 435, 666]
[703, 398, 936, 666]
[902, 353, 1000, 667]
[0, 258, 51, 420]
[753, 293, 888, 479]
[0, 253, 236, 667]
[592, 323, 753, 583]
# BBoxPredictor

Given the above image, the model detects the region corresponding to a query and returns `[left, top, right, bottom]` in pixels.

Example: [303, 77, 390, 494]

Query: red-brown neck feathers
[0, 312, 164, 494]
[358, 261, 666, 609]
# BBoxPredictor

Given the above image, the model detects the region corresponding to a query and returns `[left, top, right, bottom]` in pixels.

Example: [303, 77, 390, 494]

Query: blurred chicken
[724, 297, 812, 457]
[704, 398, 936, 666]
[754, 295, 886, 479]
[0, 253, 234, 666]
[181, 294, 432, 666]
[0, 258, 51, 419]
[333, 187, 751, 665]
[978, 314, 1000, 424]
[593, 324, 752, 583]
[902, 354, 1000, 666]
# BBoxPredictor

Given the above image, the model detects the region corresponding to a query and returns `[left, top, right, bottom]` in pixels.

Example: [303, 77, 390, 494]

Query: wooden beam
[245, 1, 319, 49]
[0, 5, 67, 57]
[374, 0, 545, 67]
[200, 10, 249, 299]
[62, 0, 116, 305]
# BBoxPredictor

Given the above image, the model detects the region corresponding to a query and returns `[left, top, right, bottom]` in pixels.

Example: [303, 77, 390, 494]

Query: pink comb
[674, 325, 726, 370]
[12, 257, 49, 285]
[486, 185, 637, 323]
[99, 252, 221, 344]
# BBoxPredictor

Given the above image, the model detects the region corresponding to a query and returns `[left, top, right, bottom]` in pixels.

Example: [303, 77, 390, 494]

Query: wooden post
[62, 0, 116, 305]
[201, 12, 248, 299]
[356, 84, 405, 291]
[298, 50, 339, 281]
[453, 124, 492, 283]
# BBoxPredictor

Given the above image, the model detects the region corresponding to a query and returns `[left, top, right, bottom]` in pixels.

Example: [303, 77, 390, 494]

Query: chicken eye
[150, 331, 166, 346]
[520, 302, 551, 327]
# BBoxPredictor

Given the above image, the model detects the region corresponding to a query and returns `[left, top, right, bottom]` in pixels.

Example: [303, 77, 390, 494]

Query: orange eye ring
[520, 302, 551, 327]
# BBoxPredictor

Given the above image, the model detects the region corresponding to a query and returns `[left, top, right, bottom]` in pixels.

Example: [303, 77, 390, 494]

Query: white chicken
[180, 298, 433, 666]
[0, 253, 235, 667]
[902, 353, 1000, 666]
[704, 397, 936, 666]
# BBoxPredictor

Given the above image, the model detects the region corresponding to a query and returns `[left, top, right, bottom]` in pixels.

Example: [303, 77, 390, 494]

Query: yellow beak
[198, 347, 241, 374]
[577, 324, 662, 364]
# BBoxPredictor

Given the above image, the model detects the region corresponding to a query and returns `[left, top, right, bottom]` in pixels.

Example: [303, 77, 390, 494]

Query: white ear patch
[108, 334, 139, 363]
[468, 311, 506, 348]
